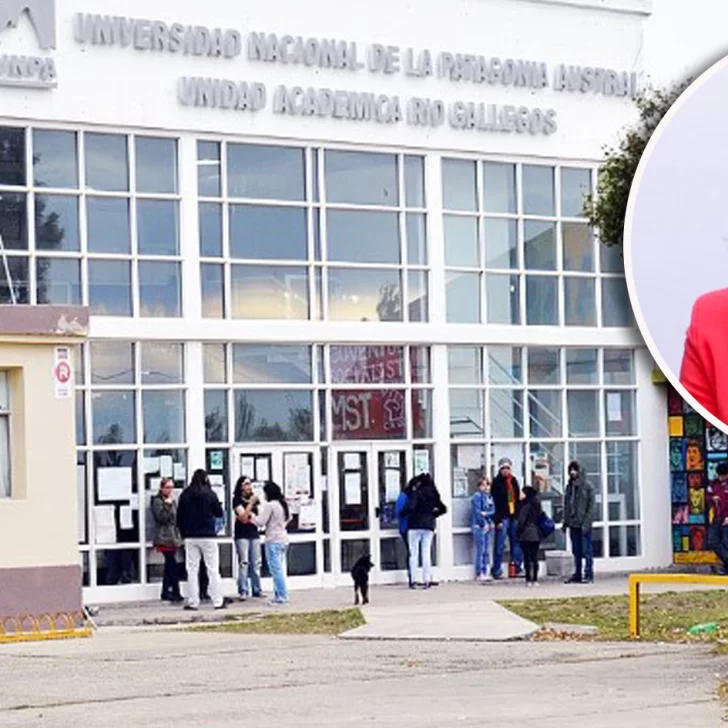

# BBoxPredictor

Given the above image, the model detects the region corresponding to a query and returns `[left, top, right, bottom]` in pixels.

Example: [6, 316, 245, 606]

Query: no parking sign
[53, 346, 73, 399]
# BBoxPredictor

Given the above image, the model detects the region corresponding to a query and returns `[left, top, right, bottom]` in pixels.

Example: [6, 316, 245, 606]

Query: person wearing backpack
[395, 479, 415, 587]
[402, 473, 447, 589]
[177, 469, 227, 610]
[516, 485, 544, 587]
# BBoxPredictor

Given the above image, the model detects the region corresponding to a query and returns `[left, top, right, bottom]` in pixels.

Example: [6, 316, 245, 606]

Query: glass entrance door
[232, 446, 323, 587]
[331, 443, 412, 585]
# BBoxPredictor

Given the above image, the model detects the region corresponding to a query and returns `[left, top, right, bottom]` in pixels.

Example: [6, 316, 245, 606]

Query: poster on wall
[667, 383, 722, 564]
[98, 467, 132, 502]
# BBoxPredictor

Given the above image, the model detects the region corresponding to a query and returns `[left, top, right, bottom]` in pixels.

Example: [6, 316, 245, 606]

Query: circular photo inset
[626, 56, 728, 434]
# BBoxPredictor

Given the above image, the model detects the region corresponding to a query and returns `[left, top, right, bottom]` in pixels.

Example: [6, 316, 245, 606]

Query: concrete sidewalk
[341, 599, 539, 641]
[88, 572, 728, 629]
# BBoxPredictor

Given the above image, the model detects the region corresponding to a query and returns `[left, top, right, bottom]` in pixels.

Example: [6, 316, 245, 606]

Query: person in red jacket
[680, 288, 728, 424]
[708, 461, 728, 574]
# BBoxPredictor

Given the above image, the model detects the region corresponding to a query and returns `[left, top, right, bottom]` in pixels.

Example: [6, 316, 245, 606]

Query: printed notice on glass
[413, 449, 429, 476]
[344, 453, 360, 470]
[173, 463, 186, 482]
[209, 450, 224, 471]
[458, 445, 482, 470]
[143, 457, 160, 474]
[241, 457, 255, 478]
[159, 456, 173, 478]
[93, 505, 116, 544]
[385, 469, 401, 502]
[256, 457, 270, 482]
[344, 472, 362, 505]
[98, 467, 132, 502]
[119, 505, 134, 530]
[384, 452, 400, 469]
[607, 393, 622, 422]
[212, 487, 226, 513]
[209, 474, 224, 487]
[284, 453, 311, 498]
[298, 501, 317, 530]
[453, 466, 469, 498]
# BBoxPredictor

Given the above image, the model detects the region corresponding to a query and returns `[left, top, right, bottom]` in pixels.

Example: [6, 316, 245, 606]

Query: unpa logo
[0, 0, 57, 88]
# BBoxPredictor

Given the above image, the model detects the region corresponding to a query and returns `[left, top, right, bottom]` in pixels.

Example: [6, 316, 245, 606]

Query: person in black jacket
[177, 469, 226, 610]
[516, 486, 543, 587]
[402, 473, 447, 589]
[491, 457, 524, 579]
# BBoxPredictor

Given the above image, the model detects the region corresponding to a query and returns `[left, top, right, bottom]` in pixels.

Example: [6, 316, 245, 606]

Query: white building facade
[0, 0, 671, 603]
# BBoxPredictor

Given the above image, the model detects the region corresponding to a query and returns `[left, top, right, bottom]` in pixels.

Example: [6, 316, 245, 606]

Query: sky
[645, 1, 728, 88]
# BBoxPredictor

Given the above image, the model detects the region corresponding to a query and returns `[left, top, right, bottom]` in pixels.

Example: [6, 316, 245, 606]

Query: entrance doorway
[232, 446, 323, 588]
[330, 443, 413, 586]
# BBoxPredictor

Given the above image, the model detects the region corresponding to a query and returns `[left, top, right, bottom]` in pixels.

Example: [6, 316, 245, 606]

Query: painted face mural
[686, 442, 704, 471]
[689, 487, 705, 516]
[690, 526, 706, 552]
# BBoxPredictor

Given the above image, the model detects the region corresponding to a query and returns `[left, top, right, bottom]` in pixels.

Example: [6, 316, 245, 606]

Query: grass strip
[499, 589, 728, 643]
[185, 608, 365, 636]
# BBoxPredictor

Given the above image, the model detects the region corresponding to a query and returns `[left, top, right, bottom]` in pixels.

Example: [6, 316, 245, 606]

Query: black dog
[351, 554, 374, 605]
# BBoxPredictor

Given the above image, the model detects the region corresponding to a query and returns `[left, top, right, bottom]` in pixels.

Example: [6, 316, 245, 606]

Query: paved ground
[90, 573, 728, 628]
[0, 629, 722, 727]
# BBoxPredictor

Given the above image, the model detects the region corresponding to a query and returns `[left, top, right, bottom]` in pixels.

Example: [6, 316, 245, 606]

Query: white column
[179, 134, 202, 321]
[636, 347, 671, 568]
[179, 134, 205, 472]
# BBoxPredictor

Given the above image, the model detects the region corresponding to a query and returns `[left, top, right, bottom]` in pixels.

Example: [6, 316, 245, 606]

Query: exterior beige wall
[0, 341, 80, 569]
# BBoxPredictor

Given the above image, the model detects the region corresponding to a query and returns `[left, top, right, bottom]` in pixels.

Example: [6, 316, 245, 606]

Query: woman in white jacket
[243, 481, 291, 605]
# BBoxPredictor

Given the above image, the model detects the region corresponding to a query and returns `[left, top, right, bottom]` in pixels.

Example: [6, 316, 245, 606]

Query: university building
[0, 0, 676, 605]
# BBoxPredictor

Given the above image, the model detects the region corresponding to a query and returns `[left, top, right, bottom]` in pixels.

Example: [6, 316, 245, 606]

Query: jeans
[235, 538, 262, 597]
[408, 529, 434, 585]
[161, 551, 180, 598]
[265, 542, 289, 603]
[185, 539, 223, 608]
[492, 518, 523, 577]
[472, 525, 493, 577]
[400, 531, 413, 585]
[522, 542, 540, 583]
[569, 527, 594, 581]
[714, 525, 728, 570]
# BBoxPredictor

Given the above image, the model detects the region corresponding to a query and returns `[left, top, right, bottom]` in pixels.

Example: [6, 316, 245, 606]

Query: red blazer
[680, 288, 728, 424]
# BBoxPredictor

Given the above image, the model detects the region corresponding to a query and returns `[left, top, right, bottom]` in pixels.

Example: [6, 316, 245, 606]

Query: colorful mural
[668, 384, 721, 564]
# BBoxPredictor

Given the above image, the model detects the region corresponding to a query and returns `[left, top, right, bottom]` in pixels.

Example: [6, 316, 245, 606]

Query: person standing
[491, 458, 523, 579]
[232, 476, 263, 600]
[517, 486, 543, 587]
[563, 460, 596, 584]
[403, 473, 447, 589]
[395, 479, 414, 587]
[471, 477, 495, 582]
[151, 478, 183, 602]
[708, 461, 728, 573]
[177, 469, 227, 610]
[244, 482, 291, 606]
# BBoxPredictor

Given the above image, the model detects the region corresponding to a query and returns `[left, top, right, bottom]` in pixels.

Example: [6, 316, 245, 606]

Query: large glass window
[0, 127, 181, 315]
[441, 158, 631, 328]
[198, 144, 428, 322]
[76, 340, 189, 583]
[448, 345, 640, 556]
